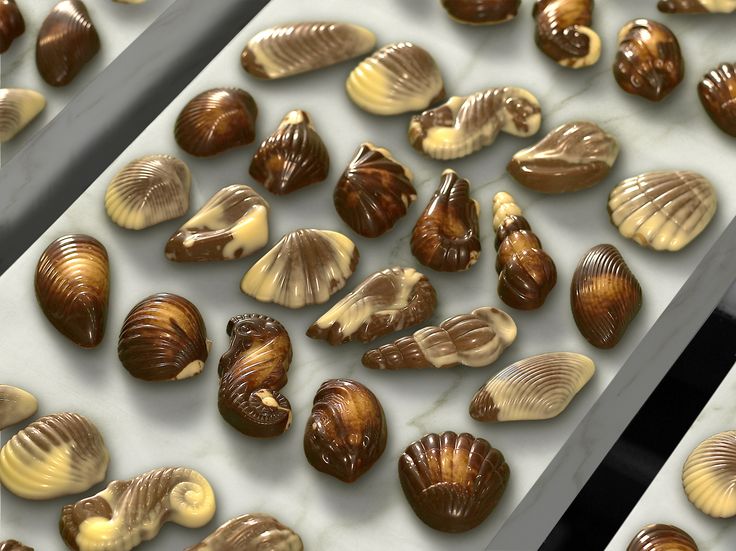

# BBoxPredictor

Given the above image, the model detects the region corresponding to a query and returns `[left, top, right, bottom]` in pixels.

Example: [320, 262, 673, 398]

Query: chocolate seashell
[682, 430, 736, 518]
[409, 87, 541, 161]
[626, 523, 698, 551]
[507, 121, 619, 193]
[165, 185, 269, 262]
[398, 431, 509, 532]
[114, 0, 147, 3]
[0, 88, 45, 143]
[307, 267, 437, 345]
[241, 229, 359, 309]
[571, 244, 642, 349]
[0, 0, 24, 54]
[346, 42, 445, 116]
[440, 0, 520, 25]
[658, 0, 736, 13]
[0, 413, 108, 500]
[218, 314, 293, 438]
[60, 466, 216, 551]
[186, 513, 303, 551]
[304, 379, 387, 483]
[333, 142, 416, 237]
[0, 385, 38, 430]
[242, 22, 376, 80]
[175, 88, 258, 157]
[35, 234, 109, 348]
[36, 0, 99, 87]
[533, 0, 601, 68]
[105, 154, 191, 230]
[469, 352, 594, 422]
[249, 110, 329, 195]
[0, 540, 33, 551]
[118, 293, 210, 381]
[699, 62, 736, 137]
[362, 307, 516, 370]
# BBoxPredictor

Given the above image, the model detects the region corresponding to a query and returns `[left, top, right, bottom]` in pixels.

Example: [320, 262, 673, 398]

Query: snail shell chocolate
[626, 523, 698, 551]
[333, 143, 416, 238]
[118, 293, 210, 381]
[362, 307, 516, 370]
[0, 540, 33, 551]
[469, 352, 595, 422]
[440, 0, 520, 25]
[60, 467, 216, 551]
[507, 121, 619, 193]
[571, 244, 642, 349]
[682, 430, 736, 518]
[242, 22, 376, 80]
[699, 62, 736, 137]
[186, 513, 303, 551]
[0, 413, 108, 500]
[0, 88, 45, 143]
[304, 379, 387, 483]
[346, 42, 445, 116]
[307, 267, 437, 345]
[0, 0, 24, 53]
[241, 229, 359, 309]
[533, 0, 601, 68]
[36, 0, 99, 87]
[35, 234, 109, 348]
[105, 154, 191, 230]
[399, 431, 509, 533]
[408, 88, 542, 161]
[658, 0, 736, 12]
[175, 88, 258, 157]
[0, 385, 38, 430]
[165, 185, 269, 262]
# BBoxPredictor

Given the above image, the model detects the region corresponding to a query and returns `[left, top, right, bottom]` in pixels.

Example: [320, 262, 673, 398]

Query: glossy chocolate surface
[186, 513, 303, 551]
[533, 0, 600, 68]
[0, 88, 46, 144]
[699, 62, 736, 137]
[658, 0, 736, 12]
[682, 430, 736, 518]
[0, 541, 33, 551]
[0, 385, 38, 430]
[0, 0, 24, 53]
[441, 0, 520, 24]
[626, 523, 698, 551]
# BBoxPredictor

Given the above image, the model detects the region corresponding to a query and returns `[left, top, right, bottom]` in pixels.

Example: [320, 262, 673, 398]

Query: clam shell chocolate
[0, 385, 38, 430]
[0, 88, 45, 143]
[186, 513, 303, 551]
[0, 0, 24, 53]
[682, 430, 736, 518]
[533, 0, 601, 68]
[699, 62, 736, 137]
[0, 540, 33, 551]
[440, 0, 520, 25]
[626, 523, 698, 551]
[0, 413, 109, 500]
[658, 0, 736, 12]
[398, 431, 509, 533]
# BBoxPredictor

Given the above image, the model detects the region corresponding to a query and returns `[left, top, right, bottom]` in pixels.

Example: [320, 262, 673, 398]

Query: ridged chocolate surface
[699, 62, 736, 137]
[186, 513, 303, 551]
[682, 430, 736, 518]
[658, 0, 736, 12]
[440, 0, 520, 24]
[0, 385, 38, 430]
[0, 88, 45, 143]
[0, 0, 24, 53]
[0, 540, 33, 551]
[398, 431, 509, 532]
[626, 523, 698, 551]
[35, 234, 109, 348]
[304, 379, 387, 483]
[533, 0, 600, 68]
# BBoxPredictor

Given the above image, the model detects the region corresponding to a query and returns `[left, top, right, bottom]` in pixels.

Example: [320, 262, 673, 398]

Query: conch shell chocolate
[186, 513, 303, 551]
[699, 62, 736, 137]
[533, 0, 601, 68]
[682, 430, 736, 518]
[626, 524, 698, 551]
[0, 0, 24, 53]
[0, 385, 37, 430]
[440, 0, 521, 25]
[0, 88, 45, 143]
[658, 0, 736, 12]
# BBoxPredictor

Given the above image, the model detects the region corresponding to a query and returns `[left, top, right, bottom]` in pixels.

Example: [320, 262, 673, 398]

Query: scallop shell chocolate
[118, 293, 210, 381]
[658, 0, 736, 12]
[186, 513, 303, 551]
[0, 541, 33, 551]
[682, 430, 736, 518]
[105, 154, 191, 230]
[533, 0, 601, 68]
[699, 62, 736, 137]
[242, 22, 376, 80]
[0, 385, 38, 430]
[346, 42, 445, 116]
[626, 523, 698, 551]
[398, 431, 509, 533]
[241, 229, 359, 309]
[35, 234, 109, 348]
[0, 88, 45, 143]
[0, 412, 109, 500]
[36, 0, 99, 87]
[440, 0, 520, 25]
[609, 171, 716, 252]
[0, 0, 24, 53]
[175, 88, 258, 157]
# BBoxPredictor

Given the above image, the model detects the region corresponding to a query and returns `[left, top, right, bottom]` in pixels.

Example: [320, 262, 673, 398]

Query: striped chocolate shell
[441, 0, 521, 25]
[658, 0, 736, 13]
[682, 430, 736, 518]
[186, 514, 303, 551]
[626, 523, 698, 551]
[698, 62, 736, 137]
[0, 385, 38, 430]
[0, 88, 45, 144]
[0, 0, 24, 54]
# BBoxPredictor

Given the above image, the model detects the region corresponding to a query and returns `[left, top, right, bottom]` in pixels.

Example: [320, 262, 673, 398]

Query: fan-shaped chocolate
[440, 0, 520, 25]
[699, 62, 736, 137]
[626, 523, 698, 551]
[186, 513, 303, 551]
[0, 88, 45, 143]
[0, 385, 37, 430]
[533, 0, 600, 68]
[0, 0, 24, 53]
[682, 430, 736, 518]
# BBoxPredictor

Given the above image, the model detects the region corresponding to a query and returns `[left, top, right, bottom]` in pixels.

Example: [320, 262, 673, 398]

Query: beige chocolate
[186, 513, 303, 551]
[0, 385, 38, 430]
[0, 88, 45, 143]
[682, 430, 736, 518]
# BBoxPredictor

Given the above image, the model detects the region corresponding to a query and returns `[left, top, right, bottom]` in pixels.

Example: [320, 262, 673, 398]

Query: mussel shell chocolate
[626, 523, 698, 551]
[658, 0, 736, 13]
[0, 385, 38, 430]
[186, 513, 304, 551]
[698, 62, 736, 137]
[0, 0, 24, 54]
[682, 430, 736, 518]
[0, 88, 46, 144]
[533, 0, 601, 68]
[440, 0, 520, 24]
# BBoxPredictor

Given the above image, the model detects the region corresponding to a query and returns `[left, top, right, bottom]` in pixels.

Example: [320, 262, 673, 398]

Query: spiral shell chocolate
[346, 42, 445, 116]
[699, 62, 736, 137]
[118, 293, 210, 381]
[0, 413, 108, 500]
[682, 430, 736, 518]
[658, 0, 736, 12]
[533, 0, 600, 68]
[0, 540, 32, 551]
[0, 385, 38, 430]
[0, 0, 24, 53]
[186, 513, 303, 551]
[35, 234, 109, 348]
[0, 88, 45, 143]
[60, 467, 216, 551]
[626, 523, 698, 551]
[440, 0, 520, 25]
[398, 431, 509, 533]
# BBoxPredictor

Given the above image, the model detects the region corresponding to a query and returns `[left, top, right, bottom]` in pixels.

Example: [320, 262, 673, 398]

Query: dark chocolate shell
[533, 0, 600, 68]
[0, 385, 37, 430]
[0, 540, 33, 551]
[682, 430, 736, 518]
[186, 513, 303, 551]
[698, 62, 736, 137]
[0, 88, 45, 144]
[658, 0, 735, 13]
[440, 0, 520, 25]
[0, 0, 24, 53]
[626, 523, 698, 551]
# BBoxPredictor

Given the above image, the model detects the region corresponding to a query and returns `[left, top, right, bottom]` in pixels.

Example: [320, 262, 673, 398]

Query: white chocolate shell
[682, 430, 736, 518]
[0, 385, 38, 430]
[0, 88, 45, 143]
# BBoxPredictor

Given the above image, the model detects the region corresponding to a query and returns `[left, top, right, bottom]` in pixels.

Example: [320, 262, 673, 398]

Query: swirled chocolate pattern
[0, 385, 37, 430]
[533, 0, 600, 68]
[441, 0, 520, 24]
[0, 88, 45, 143]
[626, 523, 698, 551]
[186, 513, 303, 551]
[699, 62, 736, 137]
[682, 430, 736, 518]
[0, 0, 24, 53]
[658, 0, 736, 12]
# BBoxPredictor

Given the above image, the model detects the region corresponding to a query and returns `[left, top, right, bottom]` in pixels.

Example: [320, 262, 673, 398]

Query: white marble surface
[0, 0, 735, 549]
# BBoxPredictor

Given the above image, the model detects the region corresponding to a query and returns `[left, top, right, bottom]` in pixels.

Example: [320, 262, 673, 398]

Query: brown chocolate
[626, 523, 698, 551]
[658, 0, 736, 13]
[186, 513, 303, 551]
[0, 540, 33, 551]
[0, 385, 37, 430]
[533, 0, 600, 68]
[0, 88, 46, 144]
[0, 0, 24, 53]
[441, 0, 520, 24]
[699, 62, 736, 137]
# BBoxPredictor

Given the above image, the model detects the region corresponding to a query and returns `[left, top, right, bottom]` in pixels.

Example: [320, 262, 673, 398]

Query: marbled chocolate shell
[440, 0, 520, 25]
[571, 244, 642, 349]
[0, 88, 45, 143]
[0, 540, 33, 551]
[608, 171, 716, 252]
[0, 413, 108, 500]
[626, 523, 698, 551]
[398, 431, 509, 533]
[186, 513, 303, 551]
[118, 293, 210, 381]
[699, 62, 736, 137]
[0, 385, 38, 430]
[682, 430, 736, 518]
[35, 234, 109, 348]
[533, 0, 601, 68]
[175, 88, 258, 157]
[0, 0, 24, 54]
[36, 0, 99, 87]
[105, 154, 191, 230]
[334, 143, 416, 237]
[346, 42, 445, 116]
[242, 22, 376, 80]
[658, 0, 736, 12]
[241, 229, 359, 309]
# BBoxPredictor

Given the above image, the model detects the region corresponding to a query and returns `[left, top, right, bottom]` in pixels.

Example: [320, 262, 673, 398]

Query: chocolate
[175, 88, 257, 157]
[0, 541, 33, 551]
[626, 524, 698, 551]
[0, 88, 45, 143]
[409, 87, 541, 160]
[0, 385, 37, 430]
[699, 62, 736, 137]
[362, 307, 516, 370]
[307, 267, 437, 345]
[440, 0, 520, 24]
[36, 0, 99, 87]
[333, 143, 416, 237]
[249, 110, 329, 195]
[533, 0, 600, 68]
[658, 0, 736, 12]
[118, 293, 211, 381]
[0, 413, 108, 500]
[165, 185, 269, 262]
[0, 0, 24, 53]
[682, 430, 736, 518]
[35, 234, 109, 348]
[60, 467, 216, 551]
[242, 22, 375, 80]
[105, 154, 191, 230]
[241, 229, 359, 309]
[399, 431, 509, 532]
[571, 244, 642, 349]
[113, 0, 147, 3]
[411, 169, 480, 272]
[218, 314, 293, 438]
[507, 121, 619, 193]
[186, 514, 303, 551]
[346, 42, 445, 116]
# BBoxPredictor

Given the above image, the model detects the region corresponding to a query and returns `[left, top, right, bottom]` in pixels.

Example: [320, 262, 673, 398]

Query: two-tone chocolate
[682, 430, 736, 518]
[699, 62, 736, 137]
[658, 0, 736, 12]
[186, 514, 303, 551]
[0, 0, 24, 53]
[533, 0, 601, 68]
[626, 524, 698, 551]
[0, 89, 45, 143]
[0, 385, 37, 430]
[440, 0, 520, 25]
